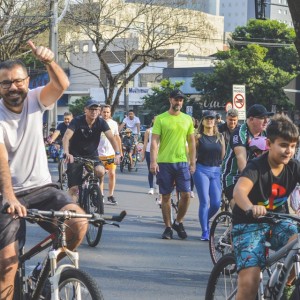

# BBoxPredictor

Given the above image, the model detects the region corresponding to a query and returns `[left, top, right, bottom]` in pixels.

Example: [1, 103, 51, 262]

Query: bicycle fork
[48, 247, 81, 300]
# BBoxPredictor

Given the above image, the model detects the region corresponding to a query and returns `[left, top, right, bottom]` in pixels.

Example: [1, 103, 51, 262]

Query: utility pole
[48, 0, 70, 130]
[124, 50, 129, 115]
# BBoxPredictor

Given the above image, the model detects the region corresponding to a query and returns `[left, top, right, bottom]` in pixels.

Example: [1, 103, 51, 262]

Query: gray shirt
[0, 87, 53, 192]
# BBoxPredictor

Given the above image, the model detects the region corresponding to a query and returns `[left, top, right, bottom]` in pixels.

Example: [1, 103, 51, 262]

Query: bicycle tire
[85, 185, 103, 247]
[205, 253, 238, 300]
[58, 159, 68, 191]
[209, 211, 233, 265]
[45, 268, 104, 300]
[120, 157, 125, 172]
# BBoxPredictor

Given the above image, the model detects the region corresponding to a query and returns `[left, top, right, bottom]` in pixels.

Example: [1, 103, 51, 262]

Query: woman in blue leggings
[193, 111, 225, 241]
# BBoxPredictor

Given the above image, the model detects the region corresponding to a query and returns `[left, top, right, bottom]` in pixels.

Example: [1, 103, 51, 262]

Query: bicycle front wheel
[49, 268, 104, 300]
[85, 184, 103, 247]
[205, 253, 238, 300]
[209, 211, 233, 265]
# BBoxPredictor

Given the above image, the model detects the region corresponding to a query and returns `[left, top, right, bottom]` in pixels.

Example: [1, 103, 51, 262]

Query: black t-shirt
[196, 134, 222, 166]
[55, 122, 68, 143]
[232, 152, 300, 225]
[68, 115, 110, 157]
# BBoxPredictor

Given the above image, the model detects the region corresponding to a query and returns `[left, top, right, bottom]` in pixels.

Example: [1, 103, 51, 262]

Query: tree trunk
[287, 0, 300, 54]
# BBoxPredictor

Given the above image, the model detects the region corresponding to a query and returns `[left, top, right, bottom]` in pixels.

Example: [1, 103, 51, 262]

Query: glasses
[0, 77, 28, 89]
[254, 116, 269, 121]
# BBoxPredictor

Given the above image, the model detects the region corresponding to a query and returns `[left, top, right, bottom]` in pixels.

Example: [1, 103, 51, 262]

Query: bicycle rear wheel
[209, 211, 233, 265]
[205, 253, 238, 300]
[47, 268, 104, 300]
[85, 184, 103, 247]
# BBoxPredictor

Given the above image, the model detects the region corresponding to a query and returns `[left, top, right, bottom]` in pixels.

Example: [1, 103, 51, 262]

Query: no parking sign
[232, 85, 246, 121]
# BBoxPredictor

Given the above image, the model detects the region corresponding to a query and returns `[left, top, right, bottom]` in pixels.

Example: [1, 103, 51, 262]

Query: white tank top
[146, 128, 152, 152]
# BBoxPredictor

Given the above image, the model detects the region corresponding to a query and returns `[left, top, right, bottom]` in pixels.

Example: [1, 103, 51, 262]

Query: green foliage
[68, 96, 91, 117]
[192, 19, 299, 110]
[142, 79, 184, 115]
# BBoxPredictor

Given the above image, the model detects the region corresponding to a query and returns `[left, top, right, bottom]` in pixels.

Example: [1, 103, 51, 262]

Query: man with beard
[150, 89, 196, 240]
[0, 41, 88, 300]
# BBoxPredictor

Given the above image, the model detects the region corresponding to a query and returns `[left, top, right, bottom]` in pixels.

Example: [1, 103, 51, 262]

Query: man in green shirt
[150, 90, 196, 239]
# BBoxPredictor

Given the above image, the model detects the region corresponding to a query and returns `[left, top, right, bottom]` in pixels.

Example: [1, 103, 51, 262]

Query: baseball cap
[202, 110, 216, 118]
[246, 104, 274, 118]
[169, 89, 185, 99]
[85, 99, 100, 108]
[226, 108, 239, 117]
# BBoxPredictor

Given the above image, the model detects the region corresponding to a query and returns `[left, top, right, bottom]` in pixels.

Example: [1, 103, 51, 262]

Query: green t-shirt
[152, 111, 194, 163]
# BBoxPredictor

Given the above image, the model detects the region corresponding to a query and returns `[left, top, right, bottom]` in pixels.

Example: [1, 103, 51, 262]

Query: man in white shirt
[119, 110, 141, 137]
[98, 105, 122, 205]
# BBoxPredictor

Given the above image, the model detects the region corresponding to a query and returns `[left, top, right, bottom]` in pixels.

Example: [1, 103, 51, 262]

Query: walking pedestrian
[150, 89, 196, 240]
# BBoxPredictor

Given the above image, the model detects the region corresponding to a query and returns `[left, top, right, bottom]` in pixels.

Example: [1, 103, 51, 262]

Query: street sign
[225, 102, 233, 112]
[232, 85, 246, 120]
[186, 106, 193, 116]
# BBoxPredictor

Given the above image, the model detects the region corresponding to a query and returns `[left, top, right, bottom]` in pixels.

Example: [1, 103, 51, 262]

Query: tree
[69, 96, 91, 117]
[192, 20, 299, 110]
[61, 0, 218, 114]
[0, 0, 51, 61]
[142, 79, 183, 115]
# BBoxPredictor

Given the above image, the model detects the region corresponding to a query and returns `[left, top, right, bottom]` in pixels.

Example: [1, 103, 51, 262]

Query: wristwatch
[115, 151, 120, 155]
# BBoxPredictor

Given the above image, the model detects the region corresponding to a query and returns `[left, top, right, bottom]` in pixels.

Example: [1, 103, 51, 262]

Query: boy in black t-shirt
[232, 114, 300, 300]
[122, 128, 135, 168]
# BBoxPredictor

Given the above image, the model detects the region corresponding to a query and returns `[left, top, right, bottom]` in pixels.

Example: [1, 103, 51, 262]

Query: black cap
[246, 104, 274, 118]
[85, 99, 100, 108]
[169, 89, 185, 99]
[202, 110, 216, 118]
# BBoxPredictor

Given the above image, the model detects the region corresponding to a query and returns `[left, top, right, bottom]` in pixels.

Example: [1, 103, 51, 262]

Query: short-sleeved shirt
[152, 111, 194, 163]
[55, 122, 68, 142]
[222, 123, 266, 188]
[0, 87, 53, 192]
[232, 153, 300, 225]
[122, 116, 140, 134]
[68, 115, 110, 157]
[122, 135, 135, 149]
[98, 118, 118, 156]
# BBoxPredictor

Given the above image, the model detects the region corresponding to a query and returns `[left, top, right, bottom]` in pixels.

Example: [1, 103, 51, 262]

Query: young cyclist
[122, 128, 135, 169]
[232, 114, 300, 300]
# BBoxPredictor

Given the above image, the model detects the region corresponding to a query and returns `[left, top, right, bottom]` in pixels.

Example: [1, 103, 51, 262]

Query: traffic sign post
[232, 85, 246, 121]
[225, 102, 233, 112]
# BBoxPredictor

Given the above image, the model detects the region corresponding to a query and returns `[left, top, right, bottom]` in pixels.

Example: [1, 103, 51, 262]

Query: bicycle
[120, 146, 137, 172]
[205, 211, 300, 300]
[209, 194, 233, 265]
[1, 204, 126, 300]
[73, 156, 105, 247]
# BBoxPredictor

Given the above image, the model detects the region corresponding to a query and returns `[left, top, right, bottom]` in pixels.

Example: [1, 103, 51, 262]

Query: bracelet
[42, 58, 54, 65]
[115, 151, 120, 155]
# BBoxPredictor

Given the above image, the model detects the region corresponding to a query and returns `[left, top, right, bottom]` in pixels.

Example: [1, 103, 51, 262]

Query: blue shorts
[156, 162, 191, 195]
[232, 220, 298, 272]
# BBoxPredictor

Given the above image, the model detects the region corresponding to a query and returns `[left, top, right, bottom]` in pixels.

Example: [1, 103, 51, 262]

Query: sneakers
[172, 221, 187, 239]
[107, 196, 117, 205]
[162, 227, 173, 239]
[148, 188, 154, 195]
[190, 191, 195, 198]
[200, 231, 209, 241]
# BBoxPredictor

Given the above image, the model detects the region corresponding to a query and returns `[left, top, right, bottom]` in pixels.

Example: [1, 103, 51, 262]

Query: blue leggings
[193, 163, 221, 234]
[145, 151, 154, 188]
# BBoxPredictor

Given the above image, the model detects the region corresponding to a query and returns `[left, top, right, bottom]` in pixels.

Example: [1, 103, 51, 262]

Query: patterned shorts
[232, 220, 298, 272]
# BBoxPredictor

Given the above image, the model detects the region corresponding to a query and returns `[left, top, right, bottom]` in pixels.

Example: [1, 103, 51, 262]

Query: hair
[197, 117, 222, 143]
[63, 112, 73, 117]
[0, 60, 28, 75]
[128, 109, 134, 113]
[101, 104, 111, 110]
[267, 114, 299, 143]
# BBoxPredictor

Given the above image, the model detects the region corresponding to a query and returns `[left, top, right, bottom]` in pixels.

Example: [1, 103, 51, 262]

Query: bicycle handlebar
[245, 209, 300, 224]
[1, 203, 127, 226]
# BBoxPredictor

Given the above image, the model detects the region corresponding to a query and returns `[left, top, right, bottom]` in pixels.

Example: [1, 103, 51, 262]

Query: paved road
[26, 160, 214, 300]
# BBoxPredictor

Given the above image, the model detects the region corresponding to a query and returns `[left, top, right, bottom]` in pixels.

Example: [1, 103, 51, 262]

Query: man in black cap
[63, 99, 120, 202]
[150, 89, 196, 240]
[221, 104, 274, 207]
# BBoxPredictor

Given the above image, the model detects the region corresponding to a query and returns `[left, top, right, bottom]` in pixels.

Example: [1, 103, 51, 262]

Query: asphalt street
[25, 159, 214, 300]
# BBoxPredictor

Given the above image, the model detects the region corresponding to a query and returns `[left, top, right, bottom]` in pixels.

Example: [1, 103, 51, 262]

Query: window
[74, 44, 79, 53]
[103, 18, 116, 26]
[92, 45, 97, 52]
[138, 73, 162, 87]
[278, 9, 282, 14]
[176, 26, 188, 33]
[82, 44, 89, 53]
